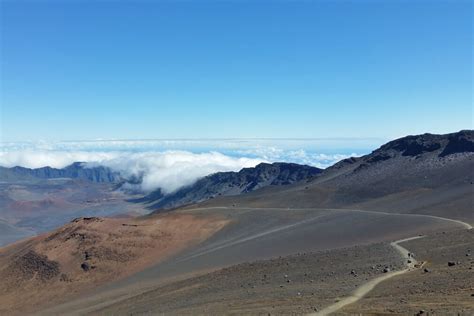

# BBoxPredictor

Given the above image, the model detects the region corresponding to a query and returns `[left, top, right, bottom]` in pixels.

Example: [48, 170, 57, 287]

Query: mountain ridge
[140, 162, 322, 210]
[0, 162, 121, 183]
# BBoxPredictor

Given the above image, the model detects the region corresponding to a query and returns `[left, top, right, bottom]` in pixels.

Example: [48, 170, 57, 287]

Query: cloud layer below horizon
[0, 139, 370, 193]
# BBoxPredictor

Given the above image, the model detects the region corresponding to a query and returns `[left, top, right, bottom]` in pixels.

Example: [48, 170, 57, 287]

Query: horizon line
[0, 137, 389, 144]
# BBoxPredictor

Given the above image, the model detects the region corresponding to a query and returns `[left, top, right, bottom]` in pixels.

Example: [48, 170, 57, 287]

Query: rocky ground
[91, 242, 404, 315]
[342, 229, 474, 315]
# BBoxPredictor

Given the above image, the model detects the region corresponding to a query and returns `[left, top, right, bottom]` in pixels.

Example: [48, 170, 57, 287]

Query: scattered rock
[59, 273, 70, 282]
[11, 251, 60, 281]
[423, 268, 431, 273]
[448, 261, 456, 267]
[383, 267, 391, 273]
[81, 262, 90, 271]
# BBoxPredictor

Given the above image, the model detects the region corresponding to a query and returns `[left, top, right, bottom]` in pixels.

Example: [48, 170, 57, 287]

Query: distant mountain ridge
[140, 162, 322, 210]
[0, 162, 121, 183]
[0, 160, 323, 210]
[1, 130, 472, 214]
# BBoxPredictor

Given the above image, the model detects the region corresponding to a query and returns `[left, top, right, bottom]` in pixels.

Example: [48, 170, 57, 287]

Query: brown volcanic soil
[91, 242, 405, 315]
[52, 228, 474, 316]
[37, 207, 465, 315]
[2, 133, 472, 315]
[342, 229, 474, 315]
[0, 213, 229, 315]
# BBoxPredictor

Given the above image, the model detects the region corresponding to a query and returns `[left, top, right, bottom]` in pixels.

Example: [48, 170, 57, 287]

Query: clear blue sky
[1, 0, 472, 141]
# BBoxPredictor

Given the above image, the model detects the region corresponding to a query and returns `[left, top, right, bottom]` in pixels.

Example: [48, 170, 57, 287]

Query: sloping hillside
[195, 130, 474, 222]
[1, 131, 472, 315]
[0, 214, 229, 314]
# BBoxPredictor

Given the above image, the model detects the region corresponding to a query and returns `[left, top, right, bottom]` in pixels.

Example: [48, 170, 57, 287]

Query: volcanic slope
[1, 131, 473, 315]
[39, 130, 474, 315]
[0, 213, 229, 315]
[193, 130, 474, 224]
[39, 207, 471, 315]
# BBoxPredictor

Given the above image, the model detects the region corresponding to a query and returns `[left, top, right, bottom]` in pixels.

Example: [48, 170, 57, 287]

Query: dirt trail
[308, 236, 424, 316]
[308, 219, 472, 316]
[184, 206, 473, 230]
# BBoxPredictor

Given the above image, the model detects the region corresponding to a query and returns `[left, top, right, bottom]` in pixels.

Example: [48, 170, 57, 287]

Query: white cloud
[0, 150, 117, 169]
[86, 151, 265, 194]
[0, 140, 365, 193]
[0, 150, 265, 194]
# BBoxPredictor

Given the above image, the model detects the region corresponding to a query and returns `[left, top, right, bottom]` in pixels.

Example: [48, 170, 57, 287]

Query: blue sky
[1, 0, 472, 142]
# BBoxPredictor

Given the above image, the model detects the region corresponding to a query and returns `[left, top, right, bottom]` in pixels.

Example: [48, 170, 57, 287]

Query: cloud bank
[0, 139, 366, 193]
[87, 151, 265, 194]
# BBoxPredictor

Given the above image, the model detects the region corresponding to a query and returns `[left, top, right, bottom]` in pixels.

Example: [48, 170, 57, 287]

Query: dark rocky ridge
[315, 131, 474, 210]
[142, 162, 322, 210]
[328, 130, 474, 172]
[375, 129, 473, 158]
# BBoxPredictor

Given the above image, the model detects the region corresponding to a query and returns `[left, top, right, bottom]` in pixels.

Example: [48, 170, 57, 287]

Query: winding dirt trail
[309, 236, 424, 316]
[184, 207, 472, 316]
[307, 216, 472, 316]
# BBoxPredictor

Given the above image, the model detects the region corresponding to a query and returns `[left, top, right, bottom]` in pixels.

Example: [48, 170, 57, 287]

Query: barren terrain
[0, 213, 228, 315]
[1, 131, 473, 315]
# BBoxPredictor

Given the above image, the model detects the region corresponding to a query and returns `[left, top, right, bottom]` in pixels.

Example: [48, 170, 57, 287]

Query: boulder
[81, 262, 90, 271]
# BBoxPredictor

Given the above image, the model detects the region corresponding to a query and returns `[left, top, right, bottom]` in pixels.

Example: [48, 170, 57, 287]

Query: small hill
[0, 214, 229, 314]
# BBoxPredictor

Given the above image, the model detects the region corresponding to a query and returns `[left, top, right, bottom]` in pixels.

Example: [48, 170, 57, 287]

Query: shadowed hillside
[194, 130, 474, 223]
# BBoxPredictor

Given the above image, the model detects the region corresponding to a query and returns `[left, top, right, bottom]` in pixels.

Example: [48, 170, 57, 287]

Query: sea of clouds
[0, 139, 379, 193]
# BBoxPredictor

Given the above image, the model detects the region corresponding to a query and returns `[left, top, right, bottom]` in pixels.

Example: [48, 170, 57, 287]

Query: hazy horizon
[0, 137, 377, 192]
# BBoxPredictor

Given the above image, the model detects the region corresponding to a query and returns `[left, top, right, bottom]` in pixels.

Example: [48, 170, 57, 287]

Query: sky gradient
[1, 0, 472, 141]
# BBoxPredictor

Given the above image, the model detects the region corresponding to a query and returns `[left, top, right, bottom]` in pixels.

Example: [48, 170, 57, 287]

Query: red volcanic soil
[0, 213, 229, 315]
